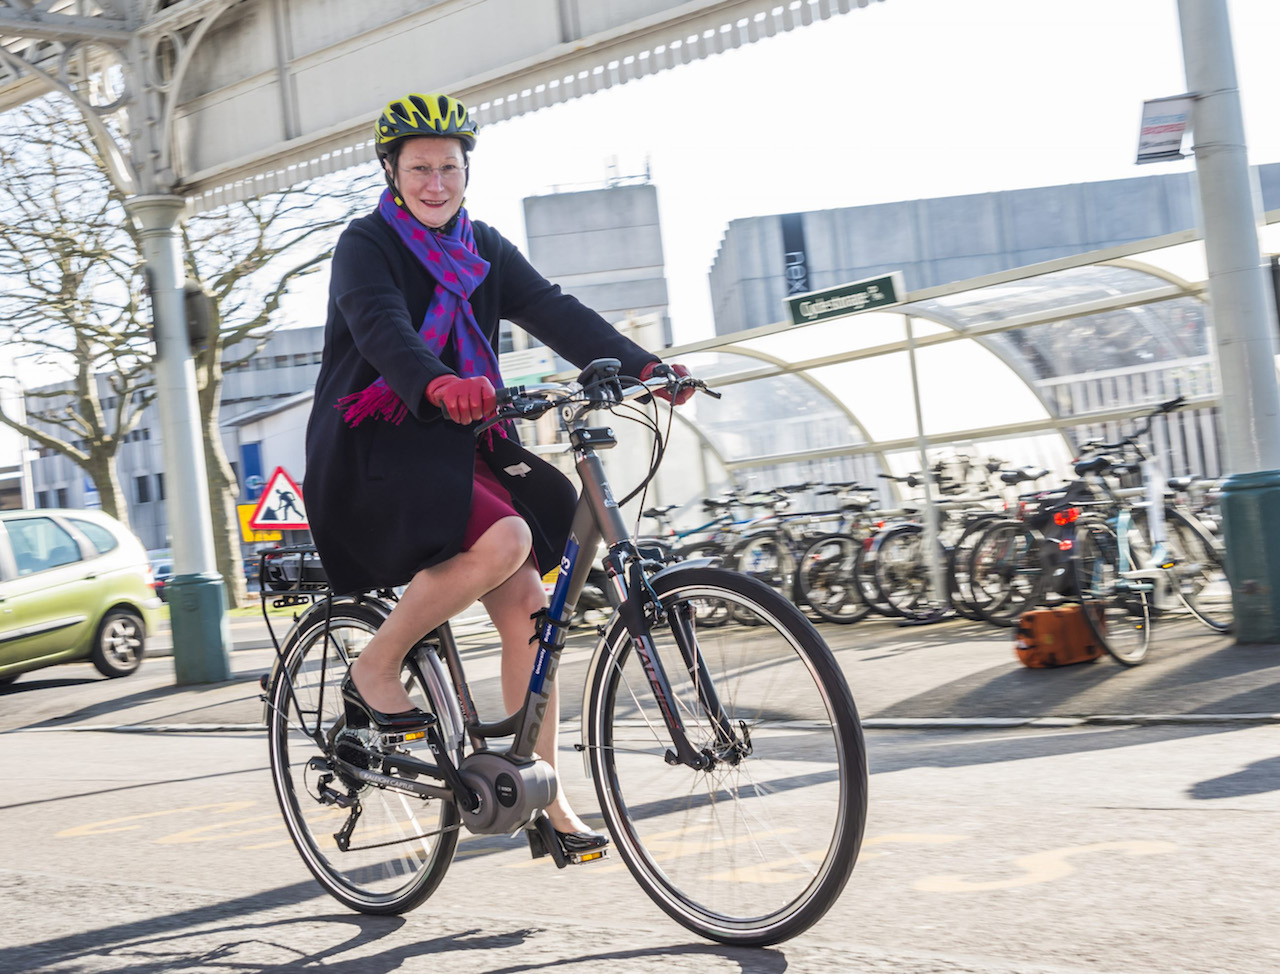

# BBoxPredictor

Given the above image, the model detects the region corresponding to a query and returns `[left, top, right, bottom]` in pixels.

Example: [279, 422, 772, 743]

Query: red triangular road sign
[249, 467, 309, 530]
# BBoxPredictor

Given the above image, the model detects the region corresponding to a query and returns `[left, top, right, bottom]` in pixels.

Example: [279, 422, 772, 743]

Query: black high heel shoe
[341, 675, 436, 734]
[555, 828, 610, 855]
[527, 812, 609, 866]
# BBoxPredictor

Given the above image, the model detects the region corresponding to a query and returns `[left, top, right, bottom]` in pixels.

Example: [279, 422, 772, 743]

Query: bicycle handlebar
[474, 357, 718, 436]
[1077, 395, 1187, 454]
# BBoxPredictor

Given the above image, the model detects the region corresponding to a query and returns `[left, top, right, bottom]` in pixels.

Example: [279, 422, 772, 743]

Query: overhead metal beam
[0, 0, 884, 206]
[0, 9, 129, 43]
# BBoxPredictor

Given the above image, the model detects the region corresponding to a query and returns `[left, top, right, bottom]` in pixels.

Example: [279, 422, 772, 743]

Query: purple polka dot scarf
[336, 189, 505, 431]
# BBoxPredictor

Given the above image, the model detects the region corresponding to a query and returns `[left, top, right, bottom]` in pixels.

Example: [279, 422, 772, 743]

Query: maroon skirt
[460, 451, 523, 551]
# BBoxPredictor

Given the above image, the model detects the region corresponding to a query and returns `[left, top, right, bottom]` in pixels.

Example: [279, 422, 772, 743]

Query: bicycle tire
[266, 601, 460, 914]
[733, 531, 798, 599]
[1071, 520, 1152, 665]
[1164, 512, 1233, 633]
[797, 533, 871, 624]
[872, 524, 947, 621]
[584, 566, 867, 946]
[967, 519, 1045, 628]
[947, 513, 1003, 621]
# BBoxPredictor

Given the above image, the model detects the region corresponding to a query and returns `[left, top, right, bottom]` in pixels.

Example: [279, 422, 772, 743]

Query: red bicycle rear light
[1058, 539, 1074, 552]
[1053, 507, 1080, 526]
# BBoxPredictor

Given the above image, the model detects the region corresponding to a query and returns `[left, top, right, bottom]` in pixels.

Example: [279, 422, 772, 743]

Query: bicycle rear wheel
[873, 524, 949, 622]
[1072, 521, 1152, 665]
[266, 601, 460, 914]
[968, 519, 1044, 627]
[797, 533, 871, 624]
[584, 566, 867, 946]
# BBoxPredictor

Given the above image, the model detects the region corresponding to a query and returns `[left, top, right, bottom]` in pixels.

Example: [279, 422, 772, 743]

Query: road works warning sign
[249, 467, 309, 530]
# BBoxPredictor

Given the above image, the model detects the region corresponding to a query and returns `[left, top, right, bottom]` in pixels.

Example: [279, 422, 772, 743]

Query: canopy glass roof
[621, 229, 1241, 517]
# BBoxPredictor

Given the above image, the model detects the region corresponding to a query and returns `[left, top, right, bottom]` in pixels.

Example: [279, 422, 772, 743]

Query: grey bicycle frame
[431, 372, 730, 778]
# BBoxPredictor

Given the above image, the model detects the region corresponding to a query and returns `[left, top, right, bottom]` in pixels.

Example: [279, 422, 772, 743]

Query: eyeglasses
[397, 164, 467, 183]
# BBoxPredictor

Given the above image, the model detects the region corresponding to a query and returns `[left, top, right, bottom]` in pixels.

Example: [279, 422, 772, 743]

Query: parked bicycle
[260, 359, 868, 946]
[1069, 397, 1232, 664]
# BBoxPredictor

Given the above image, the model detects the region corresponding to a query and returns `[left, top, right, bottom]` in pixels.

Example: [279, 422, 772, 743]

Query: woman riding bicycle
[303, 92, 689, 855]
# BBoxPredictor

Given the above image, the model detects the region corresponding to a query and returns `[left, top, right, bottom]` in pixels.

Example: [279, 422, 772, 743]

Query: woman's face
[388, 137, 467, 229]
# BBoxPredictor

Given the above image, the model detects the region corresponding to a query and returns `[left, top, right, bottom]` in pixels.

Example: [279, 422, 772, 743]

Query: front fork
[608, 555, 747, 770]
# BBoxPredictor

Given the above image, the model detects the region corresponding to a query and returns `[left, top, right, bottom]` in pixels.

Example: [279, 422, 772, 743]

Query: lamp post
[1177, 0, 1280, 642]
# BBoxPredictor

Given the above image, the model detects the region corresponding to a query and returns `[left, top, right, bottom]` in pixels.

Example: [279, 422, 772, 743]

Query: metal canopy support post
[127, 195, 231, 683]
[1177, 0, 1280, 642]
[905, 315, 947, 611]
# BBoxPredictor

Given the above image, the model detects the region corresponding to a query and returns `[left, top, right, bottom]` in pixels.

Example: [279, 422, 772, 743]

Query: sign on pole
[249, 467, 309, 530]
[785, 272, 905, 326]
[499, 346, 557, 386]
[237, 503, 283, 543]
[1136, 94, 1193, 164]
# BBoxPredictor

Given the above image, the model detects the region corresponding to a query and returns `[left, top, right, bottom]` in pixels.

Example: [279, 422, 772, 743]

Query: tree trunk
[83, 450, 130, 530]
[196, 354, 248, 609]
[205, 428, 248, 609]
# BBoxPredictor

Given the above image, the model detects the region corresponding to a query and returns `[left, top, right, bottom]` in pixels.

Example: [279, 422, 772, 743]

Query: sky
[440, 0, 1280, 347]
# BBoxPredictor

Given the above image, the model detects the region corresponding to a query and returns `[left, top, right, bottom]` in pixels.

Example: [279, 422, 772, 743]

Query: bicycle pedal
[374, 727, 430, 747]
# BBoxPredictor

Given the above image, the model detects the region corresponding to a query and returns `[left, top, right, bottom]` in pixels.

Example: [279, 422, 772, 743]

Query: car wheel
[91, 608, 146, 678]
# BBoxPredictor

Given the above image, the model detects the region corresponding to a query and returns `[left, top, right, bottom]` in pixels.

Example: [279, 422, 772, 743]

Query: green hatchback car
[0, 508, 163, 683]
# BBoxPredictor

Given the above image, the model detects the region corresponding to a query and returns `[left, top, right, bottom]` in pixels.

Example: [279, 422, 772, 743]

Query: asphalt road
[0, 721, 1276, 972]
[1, 610, 1276, 972]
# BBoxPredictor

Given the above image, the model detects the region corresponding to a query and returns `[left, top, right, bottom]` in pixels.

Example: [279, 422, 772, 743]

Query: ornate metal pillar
[0, 0, 234, 681]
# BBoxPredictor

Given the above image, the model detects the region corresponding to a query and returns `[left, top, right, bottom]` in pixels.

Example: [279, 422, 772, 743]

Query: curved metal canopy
[645, 228, 1227, 491]
[0, 0, 885, 207]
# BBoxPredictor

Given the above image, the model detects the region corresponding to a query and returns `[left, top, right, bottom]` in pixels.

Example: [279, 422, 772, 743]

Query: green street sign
[786, 272, 905, 326]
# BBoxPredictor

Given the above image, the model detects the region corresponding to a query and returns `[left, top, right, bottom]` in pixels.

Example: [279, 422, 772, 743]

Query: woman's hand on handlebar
[426, 374, 497, 425]
[640, 360, 695, 405]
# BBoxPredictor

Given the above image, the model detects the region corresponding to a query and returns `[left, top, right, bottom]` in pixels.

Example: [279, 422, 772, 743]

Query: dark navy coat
[303, 209, 657, 595]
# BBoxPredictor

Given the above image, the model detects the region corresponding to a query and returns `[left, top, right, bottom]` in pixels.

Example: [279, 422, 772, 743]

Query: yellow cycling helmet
[374, 92, 478, 159]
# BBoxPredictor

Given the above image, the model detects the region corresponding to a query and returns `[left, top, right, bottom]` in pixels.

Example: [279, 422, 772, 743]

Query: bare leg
[481, 558, 594, 835]
[347, 516, 532, 714]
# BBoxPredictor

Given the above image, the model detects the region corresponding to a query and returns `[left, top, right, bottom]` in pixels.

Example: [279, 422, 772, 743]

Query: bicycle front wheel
[266, 601, 460, 914]
[1072, 521, 1153, 665]
[584, 566, 867, 946]
[1165, 513, 1233, 633]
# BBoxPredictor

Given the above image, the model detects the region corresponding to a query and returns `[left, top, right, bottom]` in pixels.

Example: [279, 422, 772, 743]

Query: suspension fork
[663, 593, 745, 762]
[613, 560, 718, 771]
[573, 434, 731, 770]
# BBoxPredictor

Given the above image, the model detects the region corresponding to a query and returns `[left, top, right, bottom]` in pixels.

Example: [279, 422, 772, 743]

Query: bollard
[1218, 470, 1280, 643]
[163, 572, 232, 683]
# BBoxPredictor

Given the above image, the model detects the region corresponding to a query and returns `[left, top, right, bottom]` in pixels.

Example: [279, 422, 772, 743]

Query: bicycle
[260, 358, 868, 946]
[1069, 396, 1232, 664]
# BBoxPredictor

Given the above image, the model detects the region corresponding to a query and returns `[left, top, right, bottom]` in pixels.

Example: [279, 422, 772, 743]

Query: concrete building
[708, 164, 1280, 335]
[517, 178, 672, 363]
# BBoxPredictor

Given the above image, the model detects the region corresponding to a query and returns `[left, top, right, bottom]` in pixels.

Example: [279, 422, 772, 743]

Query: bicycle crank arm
[330, 754, 454, 803]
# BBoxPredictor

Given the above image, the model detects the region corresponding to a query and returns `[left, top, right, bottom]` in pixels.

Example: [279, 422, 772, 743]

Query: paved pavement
[1, 605, 1277, 735]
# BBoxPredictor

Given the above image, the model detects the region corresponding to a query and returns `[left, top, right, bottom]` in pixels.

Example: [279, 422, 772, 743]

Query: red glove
[639, 360, 694, 405]
[426, 374, 496, 425]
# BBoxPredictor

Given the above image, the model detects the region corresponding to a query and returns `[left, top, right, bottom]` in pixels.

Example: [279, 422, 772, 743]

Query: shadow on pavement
[1187, 753, 1280, 799]
[0, 881, 786, 973]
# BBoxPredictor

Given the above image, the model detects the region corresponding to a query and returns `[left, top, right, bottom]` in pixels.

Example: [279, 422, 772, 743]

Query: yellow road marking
[914, 840, 1178, 892]
[56, 801, 259, 838]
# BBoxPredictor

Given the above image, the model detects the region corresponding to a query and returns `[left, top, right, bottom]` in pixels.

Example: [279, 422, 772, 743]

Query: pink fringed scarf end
[336, 384, 408, 427]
